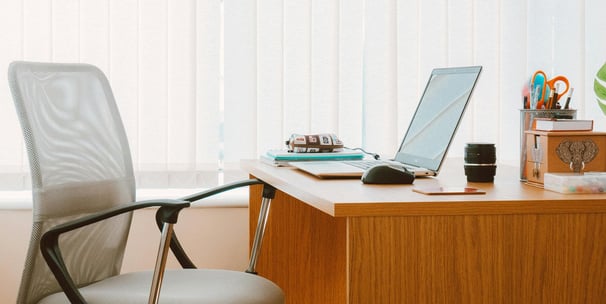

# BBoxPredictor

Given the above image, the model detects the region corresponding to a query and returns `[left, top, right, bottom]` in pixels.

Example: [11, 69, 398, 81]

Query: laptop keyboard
[343, 160, 382, 170]
[345, 160, 421, 173]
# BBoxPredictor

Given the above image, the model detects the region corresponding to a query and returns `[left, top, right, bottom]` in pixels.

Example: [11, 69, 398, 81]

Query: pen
[546, 84, 556, 109]
[551, 84, 559, 109]
[532, 85, 540, 109]
[564, 87, 574, 109]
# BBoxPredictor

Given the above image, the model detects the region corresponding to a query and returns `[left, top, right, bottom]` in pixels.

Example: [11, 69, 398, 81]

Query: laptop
[291, 65, 482, 178]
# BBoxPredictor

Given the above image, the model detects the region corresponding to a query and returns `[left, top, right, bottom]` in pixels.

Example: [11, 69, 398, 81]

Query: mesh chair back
[8, 62, 136, 304]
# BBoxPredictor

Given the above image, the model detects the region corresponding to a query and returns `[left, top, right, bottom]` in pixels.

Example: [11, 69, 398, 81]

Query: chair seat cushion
[38, 269, 284, 304]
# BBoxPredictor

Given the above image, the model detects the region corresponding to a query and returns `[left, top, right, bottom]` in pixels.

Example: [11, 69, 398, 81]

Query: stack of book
[261, 149, 365, 166]
[533, 118, 594, 131]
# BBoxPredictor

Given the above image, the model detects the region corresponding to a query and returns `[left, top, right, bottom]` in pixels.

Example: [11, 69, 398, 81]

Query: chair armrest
[178, 178, 265, 203]
[161, 178, 267, 269]
[40, 199, 190, 304]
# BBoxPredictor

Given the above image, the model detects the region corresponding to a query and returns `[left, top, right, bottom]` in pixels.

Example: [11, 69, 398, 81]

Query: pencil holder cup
[519, 109, 576, 181]
[464, 143, 497, 182]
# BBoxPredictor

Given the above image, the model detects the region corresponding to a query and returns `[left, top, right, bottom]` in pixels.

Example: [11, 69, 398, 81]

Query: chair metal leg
[149, 222, 174, 304]
[246, 184, 276, 274]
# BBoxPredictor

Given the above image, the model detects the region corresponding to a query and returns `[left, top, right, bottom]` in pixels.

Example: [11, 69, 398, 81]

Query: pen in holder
[519, 109, 576, 181]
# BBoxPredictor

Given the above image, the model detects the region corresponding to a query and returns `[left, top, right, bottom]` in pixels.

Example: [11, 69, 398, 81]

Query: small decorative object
[595, 62, 606, 115]
[556, 139, 599, 172]
[463, 143, 497, 182]
[285, 133, 343, 153]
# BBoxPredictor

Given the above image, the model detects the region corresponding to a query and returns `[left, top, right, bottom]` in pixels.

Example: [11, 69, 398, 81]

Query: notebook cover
[266, 149, 364, 161]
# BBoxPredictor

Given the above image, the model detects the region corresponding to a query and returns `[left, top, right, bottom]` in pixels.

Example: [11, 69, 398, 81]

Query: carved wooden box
[524, 130, 606, 184]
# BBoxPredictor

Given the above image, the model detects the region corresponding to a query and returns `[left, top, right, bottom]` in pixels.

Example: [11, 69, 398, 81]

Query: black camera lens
[464, 143, 496, 182]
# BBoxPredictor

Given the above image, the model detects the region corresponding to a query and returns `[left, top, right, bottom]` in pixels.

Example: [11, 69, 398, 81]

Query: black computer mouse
[361, 164, 415, 184]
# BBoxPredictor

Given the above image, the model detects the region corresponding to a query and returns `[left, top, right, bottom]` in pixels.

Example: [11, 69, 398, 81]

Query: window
[1, 0, 604, 190]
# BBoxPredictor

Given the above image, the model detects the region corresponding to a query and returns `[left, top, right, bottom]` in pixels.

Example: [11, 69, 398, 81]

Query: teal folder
[261, 149, 364, 166]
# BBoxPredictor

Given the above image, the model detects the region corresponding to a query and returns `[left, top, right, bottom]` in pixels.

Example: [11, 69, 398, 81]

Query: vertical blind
[1, 0, 605, 190]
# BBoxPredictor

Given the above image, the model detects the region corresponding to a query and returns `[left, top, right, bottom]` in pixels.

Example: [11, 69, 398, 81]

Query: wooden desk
[242, 159, 606, 303]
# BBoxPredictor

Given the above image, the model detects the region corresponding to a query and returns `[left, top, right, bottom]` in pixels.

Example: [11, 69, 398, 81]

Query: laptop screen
[395, 66, 482, 172]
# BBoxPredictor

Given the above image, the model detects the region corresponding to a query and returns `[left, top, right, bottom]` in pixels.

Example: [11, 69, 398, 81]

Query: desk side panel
[349, 214, 606, 304]
[249, 185, 348, 304]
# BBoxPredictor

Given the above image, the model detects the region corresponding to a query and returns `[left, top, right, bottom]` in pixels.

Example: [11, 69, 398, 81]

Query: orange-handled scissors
[531, 70, 570, 104]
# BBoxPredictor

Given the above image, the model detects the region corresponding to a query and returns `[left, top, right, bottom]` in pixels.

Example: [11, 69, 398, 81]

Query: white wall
[0, 210, 30, 303]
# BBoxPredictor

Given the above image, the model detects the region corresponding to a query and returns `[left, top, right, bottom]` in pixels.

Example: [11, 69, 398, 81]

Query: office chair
[8, 61, 284, 304]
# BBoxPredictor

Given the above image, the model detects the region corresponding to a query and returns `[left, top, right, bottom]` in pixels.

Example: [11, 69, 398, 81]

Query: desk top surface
[242, 159, 606, 217]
